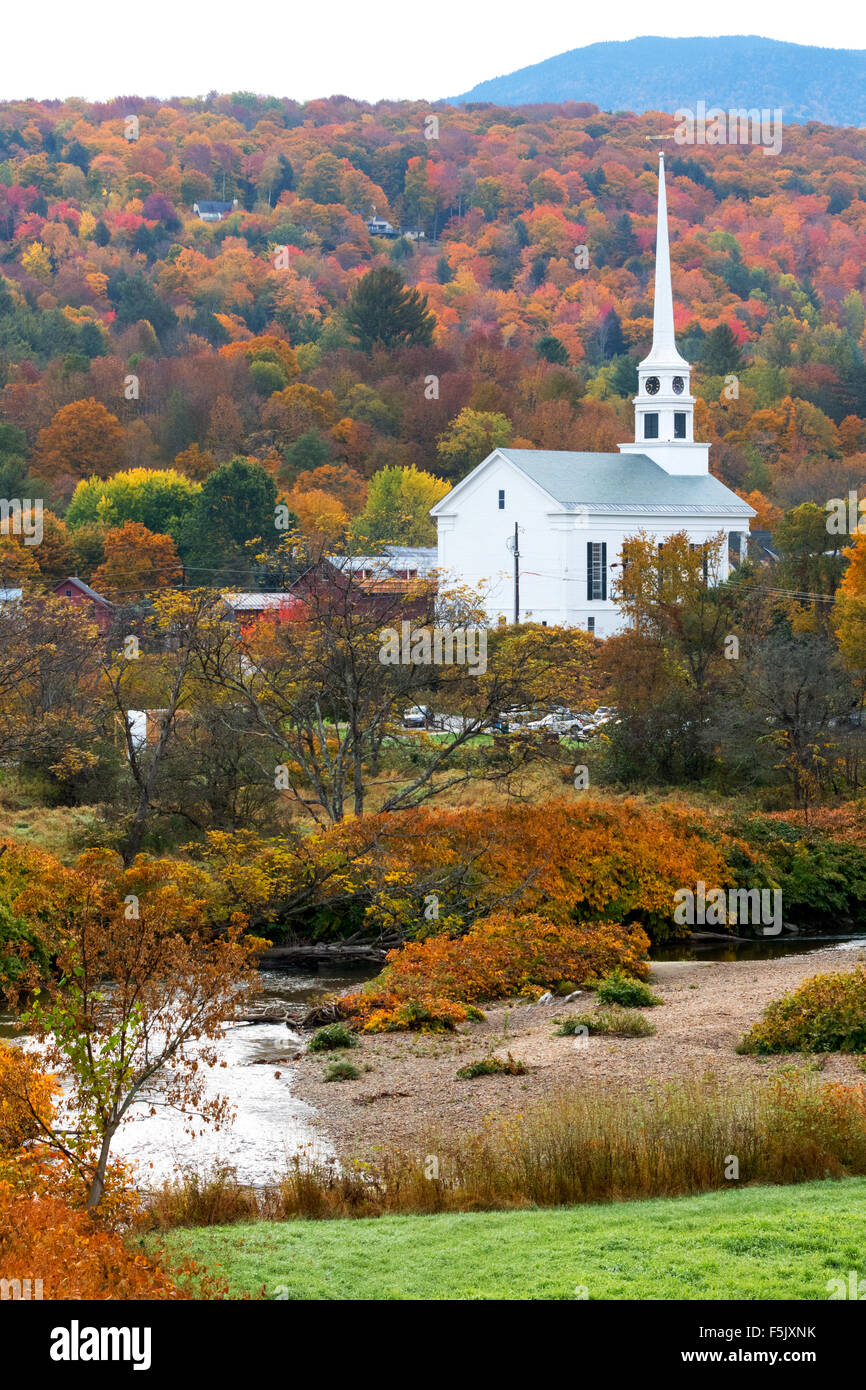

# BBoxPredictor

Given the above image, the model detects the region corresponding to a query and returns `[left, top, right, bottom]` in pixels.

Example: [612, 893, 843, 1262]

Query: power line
[8, 551, 849, 608]
[723, 574, 841, 605]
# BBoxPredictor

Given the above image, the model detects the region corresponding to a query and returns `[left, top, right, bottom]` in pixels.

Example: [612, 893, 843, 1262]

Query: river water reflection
[0, 965, 376, 1189]
[652, 933, 866, 963]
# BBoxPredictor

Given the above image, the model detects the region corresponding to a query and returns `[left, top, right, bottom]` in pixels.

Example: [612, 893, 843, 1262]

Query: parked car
[565, 717, 595, 741]
[402, 705, 429, 728]
[523, 712, 564, 731]
[492, 708, 533, 733]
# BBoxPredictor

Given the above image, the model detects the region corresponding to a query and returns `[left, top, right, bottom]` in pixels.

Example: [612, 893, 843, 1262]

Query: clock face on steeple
[645, 376, 660, 395]
[672, 376, 685, 394]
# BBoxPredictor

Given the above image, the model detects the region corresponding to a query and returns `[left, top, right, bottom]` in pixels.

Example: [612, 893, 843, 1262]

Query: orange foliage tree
[90, 520, 183, 599]
[834, 528, 866, 681]
[0, 1042, 57, 1155]
[283, 487, 348, 547]
[7, 850, 257, 1208]
[33, 398, 125, 489]
[0, 1186, 187, 1299]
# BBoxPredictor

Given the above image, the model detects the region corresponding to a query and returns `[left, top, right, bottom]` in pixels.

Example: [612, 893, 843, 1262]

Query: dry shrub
[764, 804, 866, 845]
[146, 1165, 261, 1230]
[739, 966, 866, 1054]
[0, 1183, 189, 1299]
[147, 1073, 866, 1226]
[338, 914, 649, 1032]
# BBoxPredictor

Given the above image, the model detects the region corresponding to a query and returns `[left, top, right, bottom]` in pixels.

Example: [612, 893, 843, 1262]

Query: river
[0, 965, 376, 1190]
[3, 938, 865, 1188]
[652, 932, 866, 962]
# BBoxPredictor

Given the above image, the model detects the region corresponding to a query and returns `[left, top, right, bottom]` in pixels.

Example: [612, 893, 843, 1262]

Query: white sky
[4, 2, 865, 104]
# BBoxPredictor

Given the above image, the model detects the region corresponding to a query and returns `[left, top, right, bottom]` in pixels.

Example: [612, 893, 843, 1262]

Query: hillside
[0, 92, 865, 597]
[452, 35, 866, 127]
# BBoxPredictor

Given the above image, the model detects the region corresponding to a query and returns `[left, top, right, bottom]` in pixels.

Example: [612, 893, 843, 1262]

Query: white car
[402, 705, 429, 728]
[523, 712, 564, 731]
[590, 707, 617, 726]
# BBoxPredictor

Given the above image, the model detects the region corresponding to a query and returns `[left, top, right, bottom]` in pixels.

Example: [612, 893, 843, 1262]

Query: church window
[586, 541, 607, 601]
[691, 542, 709, 583]
[587, 617, 595, 634]
[644, 413, 659, 439]
[498, 489, 505, 509]
[674, 412, 686, 438]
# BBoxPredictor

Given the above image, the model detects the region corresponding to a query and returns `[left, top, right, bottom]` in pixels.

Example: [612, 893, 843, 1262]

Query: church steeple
[619, 150, 709, 475]
[645, 151, 689, 370]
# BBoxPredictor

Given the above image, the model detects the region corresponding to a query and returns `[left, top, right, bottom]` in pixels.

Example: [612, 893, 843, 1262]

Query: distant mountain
[451, 35, 866, 127]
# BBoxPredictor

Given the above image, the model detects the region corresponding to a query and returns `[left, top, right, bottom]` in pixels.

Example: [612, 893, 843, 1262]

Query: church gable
[430, 449, 564, 517]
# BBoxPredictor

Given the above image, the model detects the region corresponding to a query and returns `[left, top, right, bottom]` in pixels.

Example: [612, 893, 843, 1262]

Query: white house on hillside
[431, 152, 755, 636]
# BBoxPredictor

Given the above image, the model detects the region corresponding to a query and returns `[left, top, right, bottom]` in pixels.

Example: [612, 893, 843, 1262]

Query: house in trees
[192, 200, 238, 222]
[339, 546, 438, 583]
[367, 216, 398, 237]
[431, 153, 755, 637]
[226, 552, 437, 630]
[54, 576, 113, 633]
[222, 591, 305, 630]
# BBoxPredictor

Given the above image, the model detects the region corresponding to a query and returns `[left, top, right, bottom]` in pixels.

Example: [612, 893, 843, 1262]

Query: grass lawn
[144, 1177, 866, 1300]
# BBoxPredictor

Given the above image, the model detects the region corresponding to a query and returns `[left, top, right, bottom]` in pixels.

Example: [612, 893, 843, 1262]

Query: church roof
[490, 450, 755, 516]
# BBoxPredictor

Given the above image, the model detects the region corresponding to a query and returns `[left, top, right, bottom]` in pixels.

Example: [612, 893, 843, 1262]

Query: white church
[431, 152, 755, 636]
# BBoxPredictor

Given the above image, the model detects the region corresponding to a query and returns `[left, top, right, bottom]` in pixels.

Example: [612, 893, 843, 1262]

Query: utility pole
[506, 523, 520, 624]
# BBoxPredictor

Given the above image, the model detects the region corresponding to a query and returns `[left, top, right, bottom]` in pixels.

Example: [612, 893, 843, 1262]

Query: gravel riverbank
[292, 944, 866, 1159]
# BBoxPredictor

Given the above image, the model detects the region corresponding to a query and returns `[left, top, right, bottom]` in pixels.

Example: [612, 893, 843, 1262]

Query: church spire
[646, 151, 688, 369]
[617, 151, 709, 474]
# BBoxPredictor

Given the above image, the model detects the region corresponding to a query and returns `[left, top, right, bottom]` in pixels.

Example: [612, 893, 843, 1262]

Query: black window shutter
[587, 541, 593, 601]
[601, 542, 607, 600]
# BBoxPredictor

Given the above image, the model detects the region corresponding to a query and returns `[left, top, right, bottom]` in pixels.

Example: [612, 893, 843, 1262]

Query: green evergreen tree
[344, 266, 434, 351]
[535, 334, 569, 365]
[178, 458, 278, 586]
[701, 323, 743, 374]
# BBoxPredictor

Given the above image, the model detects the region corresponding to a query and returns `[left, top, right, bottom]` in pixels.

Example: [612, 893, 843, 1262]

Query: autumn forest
[3, 83, 866, 1311]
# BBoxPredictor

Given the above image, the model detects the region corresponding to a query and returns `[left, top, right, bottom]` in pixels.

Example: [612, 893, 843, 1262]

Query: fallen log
[257, 943, 390, 968]
[234, 1011, 289, 1025]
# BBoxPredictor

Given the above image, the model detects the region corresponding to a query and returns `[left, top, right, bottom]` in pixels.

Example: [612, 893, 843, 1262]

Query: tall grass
[146, 1072, 866, 1228]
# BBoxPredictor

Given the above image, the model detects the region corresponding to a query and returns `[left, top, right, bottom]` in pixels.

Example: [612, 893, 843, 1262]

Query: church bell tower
[619, 151, 709, 476]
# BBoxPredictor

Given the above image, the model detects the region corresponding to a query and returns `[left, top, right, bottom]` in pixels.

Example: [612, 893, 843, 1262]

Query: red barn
[54, 576, 114, 633]
[289, 557, 433, 622]
[222, 592, 306, 633]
